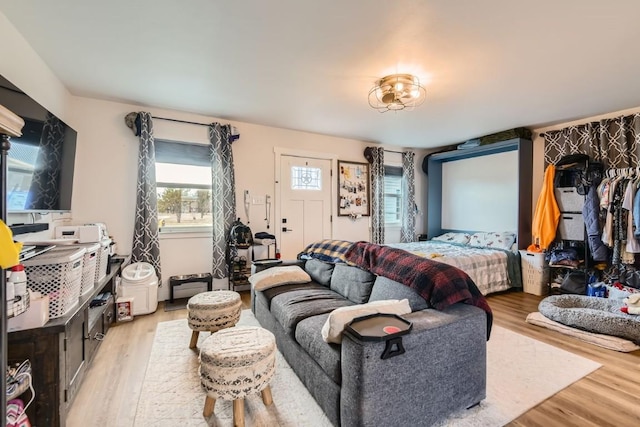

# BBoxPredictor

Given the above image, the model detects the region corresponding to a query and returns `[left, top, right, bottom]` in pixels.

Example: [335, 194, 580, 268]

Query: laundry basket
[519, 250, 549, 296]
[50, 243, 99, 297]
[23, 247, 85, 319]
[78, 242, 100, 295]
[94, 238, 111, 284]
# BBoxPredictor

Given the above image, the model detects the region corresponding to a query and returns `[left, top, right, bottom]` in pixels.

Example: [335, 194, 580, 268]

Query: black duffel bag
[560, 271, 587, 295]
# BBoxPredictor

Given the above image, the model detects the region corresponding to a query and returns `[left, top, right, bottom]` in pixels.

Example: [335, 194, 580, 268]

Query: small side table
[169, 273, 213, 303]
[345, 313, 412, 360]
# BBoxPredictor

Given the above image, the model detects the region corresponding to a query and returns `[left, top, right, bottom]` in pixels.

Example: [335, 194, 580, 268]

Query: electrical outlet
[252, 196, 265, 205]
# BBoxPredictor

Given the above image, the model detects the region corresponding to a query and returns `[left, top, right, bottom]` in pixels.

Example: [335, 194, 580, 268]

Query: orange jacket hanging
[528, 165, 560, 252]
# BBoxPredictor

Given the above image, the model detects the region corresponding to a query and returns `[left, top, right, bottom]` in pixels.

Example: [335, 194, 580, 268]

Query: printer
[56, 223, 109, 243]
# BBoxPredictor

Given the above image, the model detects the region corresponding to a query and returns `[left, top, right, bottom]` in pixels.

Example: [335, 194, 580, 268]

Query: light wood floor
[67, 291, 640, 426]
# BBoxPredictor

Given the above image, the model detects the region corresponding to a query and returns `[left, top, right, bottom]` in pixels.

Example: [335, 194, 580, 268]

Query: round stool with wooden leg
[187, 290, 242, 348]
[199, 326, 276, 427]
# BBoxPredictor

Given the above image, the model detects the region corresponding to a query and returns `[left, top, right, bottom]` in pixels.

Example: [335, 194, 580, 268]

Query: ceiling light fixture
[368, 74, 426, 112]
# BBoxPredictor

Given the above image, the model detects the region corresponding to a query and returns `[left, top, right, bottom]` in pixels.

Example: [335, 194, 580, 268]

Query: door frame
[274, 147, 337, 253]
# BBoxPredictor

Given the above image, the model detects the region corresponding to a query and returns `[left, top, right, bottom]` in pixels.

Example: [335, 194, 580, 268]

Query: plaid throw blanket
[298, 239, 353, 263]
[344, 241, 493, 339]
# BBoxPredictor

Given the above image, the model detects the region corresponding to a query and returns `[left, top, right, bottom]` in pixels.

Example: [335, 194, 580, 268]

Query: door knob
[282, 227, 293, 232]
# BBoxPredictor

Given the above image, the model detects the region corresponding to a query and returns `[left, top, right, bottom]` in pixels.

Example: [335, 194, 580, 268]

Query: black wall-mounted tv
[1, 75, 77, 213]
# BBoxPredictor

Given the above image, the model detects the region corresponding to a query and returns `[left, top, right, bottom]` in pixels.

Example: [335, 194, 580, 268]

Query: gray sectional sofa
[251, 258, 487, 427]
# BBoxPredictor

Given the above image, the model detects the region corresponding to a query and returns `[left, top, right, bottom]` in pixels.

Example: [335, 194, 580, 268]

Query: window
[155, 140, 212, 233]
[384, 166, 402, 225]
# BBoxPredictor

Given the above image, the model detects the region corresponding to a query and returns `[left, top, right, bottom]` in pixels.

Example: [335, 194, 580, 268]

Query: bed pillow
[249, 265, 311, 291]
[321, 299, 411, 344]
[469, 231, 516, 250]
[431, 232, 471, 245]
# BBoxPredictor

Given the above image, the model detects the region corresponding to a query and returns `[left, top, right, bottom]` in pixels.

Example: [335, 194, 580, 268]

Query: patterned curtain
[209, 123, 237, 279]
[131, 112, 162, 279]
[369, 147, 385, 244]
[26, 113, 65, 210]
[400, 151, 416, 243]
[544, 113, 640, 168]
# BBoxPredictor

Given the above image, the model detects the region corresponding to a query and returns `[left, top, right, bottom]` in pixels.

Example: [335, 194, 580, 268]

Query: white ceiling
[2, 0, 640, 148]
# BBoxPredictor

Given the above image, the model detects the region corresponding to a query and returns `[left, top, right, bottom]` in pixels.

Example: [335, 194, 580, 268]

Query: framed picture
[337, 160, 370, 217]
[116, 297, 134, 322]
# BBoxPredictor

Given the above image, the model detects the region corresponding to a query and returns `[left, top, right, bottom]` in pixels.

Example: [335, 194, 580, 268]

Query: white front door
[279, 155, 332, 259]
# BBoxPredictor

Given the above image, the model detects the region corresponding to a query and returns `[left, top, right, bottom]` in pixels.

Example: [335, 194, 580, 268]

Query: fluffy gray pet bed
[538, 295, 640, 344]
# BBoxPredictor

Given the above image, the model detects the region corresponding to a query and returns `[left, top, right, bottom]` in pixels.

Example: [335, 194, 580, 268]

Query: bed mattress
[386, 241, 520, 295]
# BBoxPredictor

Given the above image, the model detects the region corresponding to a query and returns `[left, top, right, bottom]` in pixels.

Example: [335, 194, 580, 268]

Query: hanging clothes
[623, 180, 640, 254]
[583, 185, 609, 261]
[529, 165, 560, 252]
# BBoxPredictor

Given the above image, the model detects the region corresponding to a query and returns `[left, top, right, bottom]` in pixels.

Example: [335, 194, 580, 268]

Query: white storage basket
[519, 250, 549, 296]
[94, 239, 111, 284]
[49, 243, 99, 297]
[23, 247, 85, 319]
[78, 243, 99, 296]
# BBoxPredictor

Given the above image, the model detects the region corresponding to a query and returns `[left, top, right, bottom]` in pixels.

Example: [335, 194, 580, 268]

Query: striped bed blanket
[344, 241, 493, 339]
[386, 240, 521, 295]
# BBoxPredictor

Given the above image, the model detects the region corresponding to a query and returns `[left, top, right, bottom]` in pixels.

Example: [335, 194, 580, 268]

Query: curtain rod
[384, 149, 405, 154]
[150, 116, 239, 140]
[151, 116, 211, 127]
[123, 112, 240, 141]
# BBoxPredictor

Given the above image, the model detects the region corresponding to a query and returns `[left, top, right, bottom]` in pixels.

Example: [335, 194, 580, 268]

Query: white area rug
[134, 311, 601, 427]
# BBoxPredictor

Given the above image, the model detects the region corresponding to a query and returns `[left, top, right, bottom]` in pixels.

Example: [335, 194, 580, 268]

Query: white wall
[0, 9, 435, 301]
[0, 12, 426, 300]
[441, 150, 518, 232]
[0, 11, 75, 239]
[0, 12, 70, 122]
[64, 97, 425, 299]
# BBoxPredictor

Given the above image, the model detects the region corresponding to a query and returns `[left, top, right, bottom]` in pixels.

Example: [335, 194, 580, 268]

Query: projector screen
[441, 150, 518, 232]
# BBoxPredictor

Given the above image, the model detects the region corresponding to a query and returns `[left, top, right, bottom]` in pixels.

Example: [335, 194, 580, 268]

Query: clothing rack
[605, 167, 640, 178]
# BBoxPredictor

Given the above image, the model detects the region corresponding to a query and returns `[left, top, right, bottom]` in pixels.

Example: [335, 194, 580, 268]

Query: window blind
[384, 166, 402, 223]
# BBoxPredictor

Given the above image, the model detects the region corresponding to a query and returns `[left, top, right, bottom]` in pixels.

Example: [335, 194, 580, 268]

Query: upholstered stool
[187, 290, 242, 348]
[199, 326, 276, 426]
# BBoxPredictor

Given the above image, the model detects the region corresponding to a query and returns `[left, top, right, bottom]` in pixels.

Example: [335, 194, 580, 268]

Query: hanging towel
[528, 165, 560, 252]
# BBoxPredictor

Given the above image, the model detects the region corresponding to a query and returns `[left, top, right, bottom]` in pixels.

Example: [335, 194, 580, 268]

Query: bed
[418, 139, 533, 295]
[386, 231, 522, 296]
[298, 232, 523, 296]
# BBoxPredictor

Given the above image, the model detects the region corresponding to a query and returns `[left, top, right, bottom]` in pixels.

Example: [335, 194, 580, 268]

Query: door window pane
[291, 166, 322, 190]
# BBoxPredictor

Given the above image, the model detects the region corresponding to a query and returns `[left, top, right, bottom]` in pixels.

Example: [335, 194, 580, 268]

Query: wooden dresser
[8, 260, 122, 427]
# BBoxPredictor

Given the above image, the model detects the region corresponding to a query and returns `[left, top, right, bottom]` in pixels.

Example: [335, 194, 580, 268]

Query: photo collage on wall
[338, 160, 370, 217]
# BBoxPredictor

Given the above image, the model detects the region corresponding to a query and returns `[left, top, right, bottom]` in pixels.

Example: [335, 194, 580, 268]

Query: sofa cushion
[330, 264, 375, 304]
[295, 313, 342, 384]
[369, 276, 429, 312]
[249, 265, 311, 291]
[304, 259, 335, 286]
[270, 288, 354, 336]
